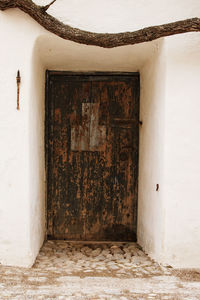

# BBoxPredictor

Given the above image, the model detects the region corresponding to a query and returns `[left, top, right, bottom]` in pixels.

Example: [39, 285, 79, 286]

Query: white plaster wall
[138, 32, 200, 268]
[138, 40, 166, 262]
[0, 10, 45, 267]
[0, 0, 200, 267]
[35, 0, 200, 32]
[37, 34, 157, 71]
[162, 34, 200, 268]
[29, 41, 46, 262]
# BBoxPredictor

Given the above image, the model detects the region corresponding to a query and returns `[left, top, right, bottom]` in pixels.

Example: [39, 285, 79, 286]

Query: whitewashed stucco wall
[138, 34, 200, 268]
[138, 40, 166, 263]
[0, 10, 45, 267]
[35, 0, 200, 32]
[163, 34, 200, 268]
[0, 0, 200, 267]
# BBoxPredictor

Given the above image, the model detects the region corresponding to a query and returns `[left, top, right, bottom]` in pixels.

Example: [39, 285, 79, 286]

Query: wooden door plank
[46, 73, 139, 241]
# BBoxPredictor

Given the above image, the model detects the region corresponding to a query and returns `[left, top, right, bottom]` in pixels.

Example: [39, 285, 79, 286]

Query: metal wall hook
[16, 70, 21, 110]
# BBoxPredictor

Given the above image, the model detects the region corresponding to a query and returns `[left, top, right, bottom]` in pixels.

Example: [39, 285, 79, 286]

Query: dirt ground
[0, 241, 200, 299]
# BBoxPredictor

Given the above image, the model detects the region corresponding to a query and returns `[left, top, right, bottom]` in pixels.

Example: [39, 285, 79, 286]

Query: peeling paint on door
[46, 72, 140, 241]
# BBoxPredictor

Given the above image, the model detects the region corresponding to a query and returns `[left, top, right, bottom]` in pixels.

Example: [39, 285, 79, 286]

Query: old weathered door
[46, 72, 139, 241]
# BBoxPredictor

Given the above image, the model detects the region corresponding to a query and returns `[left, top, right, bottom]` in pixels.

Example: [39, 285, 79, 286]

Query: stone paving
[34, 241, 172, 278]
[0, 241, 200, 299]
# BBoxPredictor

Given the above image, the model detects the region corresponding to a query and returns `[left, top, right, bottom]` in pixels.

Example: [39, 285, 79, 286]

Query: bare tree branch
[0, 0, 17, 10]
[0, 0, 200, 48]
[41, 0, 57, 12]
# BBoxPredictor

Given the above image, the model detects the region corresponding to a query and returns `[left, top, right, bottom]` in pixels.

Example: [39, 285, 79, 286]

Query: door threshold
[47, 239, 137, 244]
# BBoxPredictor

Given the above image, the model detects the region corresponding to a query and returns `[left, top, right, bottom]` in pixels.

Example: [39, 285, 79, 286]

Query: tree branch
[0, 0, 200, 48]
[0, 0, 17, 10]
[41, 0, 57, 12]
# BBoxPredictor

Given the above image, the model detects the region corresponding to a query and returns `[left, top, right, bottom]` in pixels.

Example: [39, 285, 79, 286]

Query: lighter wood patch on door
[71, 103, 106, 151]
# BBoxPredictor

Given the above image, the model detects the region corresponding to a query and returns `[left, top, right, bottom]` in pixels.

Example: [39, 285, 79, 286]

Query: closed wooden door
[46, 72, 139, 241]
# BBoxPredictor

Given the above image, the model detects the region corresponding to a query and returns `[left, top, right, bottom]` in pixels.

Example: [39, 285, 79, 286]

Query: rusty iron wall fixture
[16, 70, 21, 110]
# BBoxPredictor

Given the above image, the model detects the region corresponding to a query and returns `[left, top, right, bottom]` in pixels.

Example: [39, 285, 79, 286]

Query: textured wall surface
[138, 39, 166, 264]
[163, 34, 200, 268]
[0, 0, 200, 267]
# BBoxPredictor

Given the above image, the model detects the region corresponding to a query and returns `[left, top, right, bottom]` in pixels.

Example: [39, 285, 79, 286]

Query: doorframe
[45, 70, 140, 240]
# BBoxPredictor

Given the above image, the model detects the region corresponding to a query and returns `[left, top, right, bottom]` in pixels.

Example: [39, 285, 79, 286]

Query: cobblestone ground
[0, 241, 200, 299]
